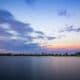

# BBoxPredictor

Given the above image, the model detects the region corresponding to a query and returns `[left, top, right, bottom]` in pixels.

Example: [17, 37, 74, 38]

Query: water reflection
[0, 57, 80, 80]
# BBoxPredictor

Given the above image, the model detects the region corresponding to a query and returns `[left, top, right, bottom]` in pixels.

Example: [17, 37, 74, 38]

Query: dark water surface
[0, 57, 80, 80]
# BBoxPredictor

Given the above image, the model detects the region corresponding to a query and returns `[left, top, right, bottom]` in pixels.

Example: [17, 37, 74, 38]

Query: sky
[0, 0, 80, 53]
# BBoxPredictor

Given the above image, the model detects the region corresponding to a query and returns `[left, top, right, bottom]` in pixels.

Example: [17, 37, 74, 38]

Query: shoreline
[0, 52, 80, 56]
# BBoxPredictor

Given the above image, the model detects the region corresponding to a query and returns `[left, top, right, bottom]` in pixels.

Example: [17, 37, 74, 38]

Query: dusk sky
[0, 0, 80, 53]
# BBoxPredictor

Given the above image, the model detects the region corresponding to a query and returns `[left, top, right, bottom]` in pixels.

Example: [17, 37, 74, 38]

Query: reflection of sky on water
[0, 57, 80, 80]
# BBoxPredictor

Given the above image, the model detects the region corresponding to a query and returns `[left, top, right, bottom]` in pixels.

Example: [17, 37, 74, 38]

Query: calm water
[0, 57, 80, 80]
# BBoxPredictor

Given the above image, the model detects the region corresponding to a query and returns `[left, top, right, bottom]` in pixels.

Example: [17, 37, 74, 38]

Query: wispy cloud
[47, 36, 56, 40]
[58, 9, 70, 17]
[35, 31, 44, 35]
[60, 25, 80, 32]
[25, 0, 36, 6]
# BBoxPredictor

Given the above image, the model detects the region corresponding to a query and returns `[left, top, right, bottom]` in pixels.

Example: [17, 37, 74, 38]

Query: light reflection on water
[0, 57, 80, 80]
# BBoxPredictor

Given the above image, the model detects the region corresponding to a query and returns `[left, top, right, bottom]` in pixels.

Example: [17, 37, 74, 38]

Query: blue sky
[0, 0, 80, 53]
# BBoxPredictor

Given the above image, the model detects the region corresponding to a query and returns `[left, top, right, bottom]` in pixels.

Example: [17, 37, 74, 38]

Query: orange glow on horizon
[41, 43, 80, 49]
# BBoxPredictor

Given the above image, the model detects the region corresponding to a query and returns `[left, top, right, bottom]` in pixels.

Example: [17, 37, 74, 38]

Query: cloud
[35, 31, 56, 40]
[0, 9, 56, 53]
[47, 36, 56, 40]
[0, 35, 41, 53]
[25, 0, 36, 6]
[2, 41, 40, 52]
[0, 24, 12, 37]
[35, 31, 44, 35]
[58, 9, 69, 17]
[60, 25, 80, 32]
[0, 9, 59, 53]
[0, 9, 33, 35]
[37, 35, 45, 39]
[0, 9, 41, 52]
[9, 20, 34, 34]
[0, 9, 14, 24]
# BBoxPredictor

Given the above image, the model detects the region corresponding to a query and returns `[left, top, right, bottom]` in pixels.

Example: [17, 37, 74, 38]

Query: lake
[0, 57, 80, 80]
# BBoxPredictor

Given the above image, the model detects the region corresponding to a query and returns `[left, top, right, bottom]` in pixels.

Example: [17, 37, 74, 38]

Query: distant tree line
[0, 52, 80, 56]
